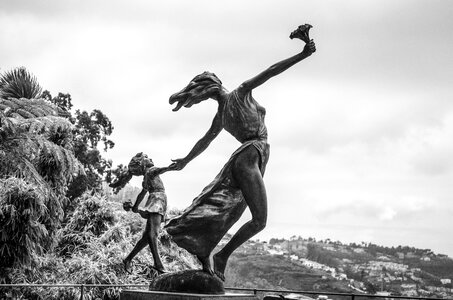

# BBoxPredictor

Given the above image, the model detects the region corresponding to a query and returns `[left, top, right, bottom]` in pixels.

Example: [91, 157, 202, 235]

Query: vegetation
[0, 67, 42, 99]
[306, 243, 339, 268]
[0, 67, 199, 300]
[2, 67, 451, 299]
[0, 73, 84, 268]
[40, 90, 115, 200]
[3, 192, 198, 300]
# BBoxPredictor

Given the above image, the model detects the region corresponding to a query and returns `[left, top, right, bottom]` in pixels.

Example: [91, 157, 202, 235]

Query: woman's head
[169, 71, 222, 112]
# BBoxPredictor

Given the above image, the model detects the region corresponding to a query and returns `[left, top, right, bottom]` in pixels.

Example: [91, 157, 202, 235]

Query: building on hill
[353, 248, 366, 254]
[377, 255, 391, 261]
[369, 261, 408, 272]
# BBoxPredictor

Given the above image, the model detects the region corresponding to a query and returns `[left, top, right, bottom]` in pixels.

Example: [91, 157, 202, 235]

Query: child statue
[110, 152, 169, 274]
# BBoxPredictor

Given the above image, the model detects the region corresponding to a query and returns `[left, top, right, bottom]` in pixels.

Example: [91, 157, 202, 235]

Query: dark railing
[0, 284, 451, 300]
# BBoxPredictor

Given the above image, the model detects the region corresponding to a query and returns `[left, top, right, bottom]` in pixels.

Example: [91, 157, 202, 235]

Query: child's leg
[124, 229, 149, 272]
[146, 213, 164, 271]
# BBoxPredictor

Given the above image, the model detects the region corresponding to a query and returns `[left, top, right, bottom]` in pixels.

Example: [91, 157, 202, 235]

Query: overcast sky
[1, 0, 452, 256]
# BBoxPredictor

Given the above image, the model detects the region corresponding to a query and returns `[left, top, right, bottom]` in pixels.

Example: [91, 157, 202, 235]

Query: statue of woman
[165, 30, 316, 280]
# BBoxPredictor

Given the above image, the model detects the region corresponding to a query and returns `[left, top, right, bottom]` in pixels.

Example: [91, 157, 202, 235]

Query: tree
[0, 97, 83, 196]
[0, 92, 83, 268]
[0, 67, 42, 99]
[0, 66, 115, 269]
[42, 91, 115, 200]
[364, 281, 377, 294]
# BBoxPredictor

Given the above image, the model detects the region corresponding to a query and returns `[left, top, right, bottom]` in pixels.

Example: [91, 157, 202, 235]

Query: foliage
[0, 178, 48, 268]
[225, 253, 330, 291]
[269, 238, 286, 245]
[56, 193, 117, 256]
[3, 193, 199, 300]
[0, 67, 42, 99]
[0, 81, 82, 191]
[306, 243, 339, 268]
[0, 68, 85, 269]
[42, 91, 115, 200]
[0, 98, 82, 190]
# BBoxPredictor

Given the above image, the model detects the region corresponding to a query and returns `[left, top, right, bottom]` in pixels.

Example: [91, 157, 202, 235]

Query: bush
[3, 192, 200, 300]
[0, 178, 48, 268]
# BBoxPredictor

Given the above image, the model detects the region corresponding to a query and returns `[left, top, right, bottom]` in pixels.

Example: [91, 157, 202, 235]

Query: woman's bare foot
[197, 255, 214, 276]
[212, 253, 226, 281]
[123, 259, 132, 274]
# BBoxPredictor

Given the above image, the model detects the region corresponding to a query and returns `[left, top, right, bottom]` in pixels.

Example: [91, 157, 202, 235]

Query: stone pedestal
[119, 290, 258, 300]
[149, 270, 225, 294]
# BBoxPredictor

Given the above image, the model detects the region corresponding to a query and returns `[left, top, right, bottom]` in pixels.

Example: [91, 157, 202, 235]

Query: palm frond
[1, 118, 84, 194]
[0, 98, 66, 118]
[0, 67, 42, 99]
[20, 115, 73, 136]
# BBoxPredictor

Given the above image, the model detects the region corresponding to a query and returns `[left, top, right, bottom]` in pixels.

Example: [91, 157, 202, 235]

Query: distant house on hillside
[377, 255, 391, 261]
[324, 245, 336, 251]
[353, 248, 365, 254]
[441, 279, 452, 285]
[421, 256, 431, 261]
[401, 283, 417, 290]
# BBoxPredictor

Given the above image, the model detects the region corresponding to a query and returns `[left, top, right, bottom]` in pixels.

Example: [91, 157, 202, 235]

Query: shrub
[0, 178, 48, 268]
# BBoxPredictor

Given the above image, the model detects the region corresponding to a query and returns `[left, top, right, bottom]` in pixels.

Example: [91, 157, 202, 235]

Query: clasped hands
[167, 158, 188, 171]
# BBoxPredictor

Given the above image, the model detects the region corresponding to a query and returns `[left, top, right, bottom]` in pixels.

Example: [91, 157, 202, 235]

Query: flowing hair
[109, 152, 153, 193]
[169, 71, 222, 111]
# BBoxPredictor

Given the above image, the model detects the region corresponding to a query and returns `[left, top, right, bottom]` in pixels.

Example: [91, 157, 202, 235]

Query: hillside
[224, 237, 453, 299]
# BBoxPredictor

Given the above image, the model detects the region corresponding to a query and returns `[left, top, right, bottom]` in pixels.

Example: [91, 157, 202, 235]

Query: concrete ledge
[120, 290, 258, 300]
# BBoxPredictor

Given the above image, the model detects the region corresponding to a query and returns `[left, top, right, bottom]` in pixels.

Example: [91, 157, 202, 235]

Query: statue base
[119, 290, 258, 300]
[149, 270, 224, 294]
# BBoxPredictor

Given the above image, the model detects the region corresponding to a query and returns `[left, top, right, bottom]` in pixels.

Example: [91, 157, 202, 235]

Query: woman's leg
[213, 146, 267, 280]
[197, 255, 214, 275]
[146, 214, 165, 272]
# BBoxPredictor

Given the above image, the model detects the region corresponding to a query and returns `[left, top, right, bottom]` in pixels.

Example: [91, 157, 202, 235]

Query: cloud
[2, 0, 453, 257]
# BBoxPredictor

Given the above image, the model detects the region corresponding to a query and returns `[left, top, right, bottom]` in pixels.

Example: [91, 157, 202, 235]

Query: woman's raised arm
[238, 40, 316, 95]
[168, 112, 223, 171]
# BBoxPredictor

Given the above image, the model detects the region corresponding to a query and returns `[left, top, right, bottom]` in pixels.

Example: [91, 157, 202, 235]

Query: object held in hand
[290, 24, 312, 43]
[123, 200, 133, 211]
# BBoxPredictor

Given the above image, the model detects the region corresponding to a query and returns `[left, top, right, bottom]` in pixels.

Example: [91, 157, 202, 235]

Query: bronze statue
[163, 25, 316, 281]
[110, 152, 169, 274]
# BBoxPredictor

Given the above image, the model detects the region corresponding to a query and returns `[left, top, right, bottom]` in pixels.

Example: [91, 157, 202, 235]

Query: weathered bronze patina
[163, 25, 316, 282]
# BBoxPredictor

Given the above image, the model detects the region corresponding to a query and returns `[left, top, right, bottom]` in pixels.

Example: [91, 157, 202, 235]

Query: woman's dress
[165, 89, 270, 257]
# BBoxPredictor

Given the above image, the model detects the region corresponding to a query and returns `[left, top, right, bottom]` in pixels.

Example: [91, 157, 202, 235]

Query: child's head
[128, 152, 154, 176]
[109, 152, 154, 194]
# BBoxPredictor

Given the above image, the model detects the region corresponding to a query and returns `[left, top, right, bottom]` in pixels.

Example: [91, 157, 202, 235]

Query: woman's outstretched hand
[168, 158, 188, 171]
[302, 40, 316, 56]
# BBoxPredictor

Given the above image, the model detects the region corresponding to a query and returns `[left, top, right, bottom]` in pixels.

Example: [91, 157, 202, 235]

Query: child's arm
[148, 166, 170, 177]
[132, 189, 147, 213]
